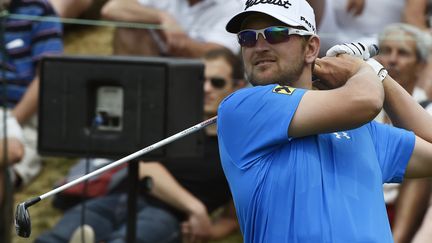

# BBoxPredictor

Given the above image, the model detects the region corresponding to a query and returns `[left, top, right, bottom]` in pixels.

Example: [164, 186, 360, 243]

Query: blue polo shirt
[217, 84, 415, 243]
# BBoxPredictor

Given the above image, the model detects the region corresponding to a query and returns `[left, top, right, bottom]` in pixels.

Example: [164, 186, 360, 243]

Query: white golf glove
[326, 42, 386, 81]
[326, 42, 376, 60]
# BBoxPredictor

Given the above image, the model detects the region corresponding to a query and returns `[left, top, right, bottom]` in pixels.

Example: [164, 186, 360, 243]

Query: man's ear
[305, 36, 320, 64]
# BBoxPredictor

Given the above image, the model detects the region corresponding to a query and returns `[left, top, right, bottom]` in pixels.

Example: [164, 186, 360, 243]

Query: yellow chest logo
[272, 85, 296, 95]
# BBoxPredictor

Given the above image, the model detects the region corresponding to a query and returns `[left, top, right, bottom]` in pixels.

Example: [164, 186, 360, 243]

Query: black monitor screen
[38, 55, 205, 159]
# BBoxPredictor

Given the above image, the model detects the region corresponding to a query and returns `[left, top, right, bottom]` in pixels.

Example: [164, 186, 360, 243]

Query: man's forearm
[168, 39, 226, 58]
[101, 0, 163, 24]
[210, 202, 239, 239]
[139, 162, 207, 215]
[210, 217, 239, 239]
[383, 75, 432, 142]
[11, 77, 39, 124]
[392, 179, 431, 243]
[403, 0, 428, 30]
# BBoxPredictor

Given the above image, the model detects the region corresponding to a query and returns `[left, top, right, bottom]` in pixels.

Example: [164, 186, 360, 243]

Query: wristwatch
[377, 68, 388, 82]
[366, 58, 388, 82]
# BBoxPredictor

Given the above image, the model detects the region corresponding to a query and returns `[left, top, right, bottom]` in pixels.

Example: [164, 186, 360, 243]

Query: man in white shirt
[318, 0, 406, 56]
[101, 0, 243, 57]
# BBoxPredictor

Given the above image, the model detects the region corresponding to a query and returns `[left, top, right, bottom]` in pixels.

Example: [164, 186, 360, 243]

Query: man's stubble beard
[247, 58, 304, 86]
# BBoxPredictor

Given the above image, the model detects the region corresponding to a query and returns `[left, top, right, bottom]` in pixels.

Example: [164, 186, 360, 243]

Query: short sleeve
[31, 3, 63, 61]
[217, 84, 306, 168]
[367, 121, 415, 183]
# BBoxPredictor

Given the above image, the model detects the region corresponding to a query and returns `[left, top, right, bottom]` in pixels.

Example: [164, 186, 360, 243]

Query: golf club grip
[39, 116, 217, 200]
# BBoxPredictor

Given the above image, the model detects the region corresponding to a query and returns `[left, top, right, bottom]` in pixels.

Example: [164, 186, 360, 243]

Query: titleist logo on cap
[245, 0, 292, 10]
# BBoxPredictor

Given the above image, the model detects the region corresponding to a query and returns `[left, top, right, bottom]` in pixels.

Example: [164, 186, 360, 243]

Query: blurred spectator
[35, 48, 245, 243]
[421, 64, 432, 99]
[403, 0, 432, 30]
[402, 0, 432, 98]
[378, 23, 431, 103]
[409, 98, 432, 243]
[375, 23, 432, 243]
[317, 0, 409, 56]
[0, 0, 62, 239]
[100, 0, 243, 57]
[409, 7, 432, 239]
[49, 0, 93, 18]
[412, 193, 432, 242]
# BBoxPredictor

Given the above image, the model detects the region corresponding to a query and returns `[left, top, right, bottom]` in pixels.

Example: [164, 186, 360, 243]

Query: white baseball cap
[226, 0, 316, 34]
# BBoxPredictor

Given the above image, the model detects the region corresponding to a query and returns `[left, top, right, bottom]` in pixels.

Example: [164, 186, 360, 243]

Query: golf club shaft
[38, 116, 217, 200]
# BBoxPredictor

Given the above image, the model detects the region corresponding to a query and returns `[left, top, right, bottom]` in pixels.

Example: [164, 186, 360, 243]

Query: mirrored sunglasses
[237, 26, 313, 47]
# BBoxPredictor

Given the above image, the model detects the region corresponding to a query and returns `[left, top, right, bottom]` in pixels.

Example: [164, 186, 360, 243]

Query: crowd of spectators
[2, 0, 432, 242]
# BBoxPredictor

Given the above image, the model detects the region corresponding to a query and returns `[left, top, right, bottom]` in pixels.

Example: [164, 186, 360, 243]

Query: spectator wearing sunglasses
[35, 48, 246, 243]
[204, 49, 245, 134]
[217, 0, 432, 242]
[100, 0, 243, 57]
